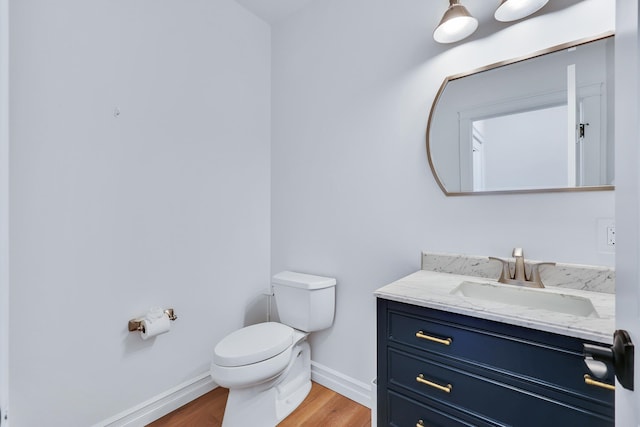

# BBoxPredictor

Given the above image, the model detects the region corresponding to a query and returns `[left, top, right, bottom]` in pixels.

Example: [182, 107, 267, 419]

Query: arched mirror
[427, 33, 615, 195]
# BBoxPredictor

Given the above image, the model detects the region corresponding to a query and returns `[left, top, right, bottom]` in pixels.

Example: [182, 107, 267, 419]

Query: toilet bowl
[210, 271, 336, 427]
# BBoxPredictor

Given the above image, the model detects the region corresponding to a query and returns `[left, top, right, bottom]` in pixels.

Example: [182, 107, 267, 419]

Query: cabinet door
[389, 349, 613, 427]
[387, 390, 505, 427]
[377, 299, 615, 427]
[386, 304, 615, 411]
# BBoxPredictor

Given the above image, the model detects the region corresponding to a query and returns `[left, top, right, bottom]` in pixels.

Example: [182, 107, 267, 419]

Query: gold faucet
[489, 248, 555, 288]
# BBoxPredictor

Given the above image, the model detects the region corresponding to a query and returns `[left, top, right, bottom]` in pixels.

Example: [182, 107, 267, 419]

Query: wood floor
[147, 382, 372, 427]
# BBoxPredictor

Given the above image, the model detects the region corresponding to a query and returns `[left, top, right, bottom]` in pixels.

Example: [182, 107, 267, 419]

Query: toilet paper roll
[140, 313, 171, 340]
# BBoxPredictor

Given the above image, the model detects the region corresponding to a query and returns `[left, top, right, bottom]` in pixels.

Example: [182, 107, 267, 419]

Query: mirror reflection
[427, 34, 615, 195]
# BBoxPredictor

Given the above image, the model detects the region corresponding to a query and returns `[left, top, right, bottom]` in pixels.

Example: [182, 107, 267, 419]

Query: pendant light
[433, 0, 478, 44]
[494, 0, 549, 22]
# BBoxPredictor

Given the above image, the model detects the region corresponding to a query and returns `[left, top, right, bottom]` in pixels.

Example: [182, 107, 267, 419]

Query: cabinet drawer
[387, 389, 504, 427]
[389, 349, 613, 427]
[387, 306, 615, 405]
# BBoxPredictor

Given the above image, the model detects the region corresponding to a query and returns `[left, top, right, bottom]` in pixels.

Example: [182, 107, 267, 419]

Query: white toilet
[210, 271, 336, 427]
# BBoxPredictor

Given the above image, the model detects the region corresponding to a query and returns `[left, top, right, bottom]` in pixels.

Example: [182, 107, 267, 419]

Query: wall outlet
[607, 226, 616, 246]
[597, 218, 615, 253]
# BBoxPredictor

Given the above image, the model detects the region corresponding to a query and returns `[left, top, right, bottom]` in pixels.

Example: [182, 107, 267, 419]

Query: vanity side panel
[377, 297, 389, 426]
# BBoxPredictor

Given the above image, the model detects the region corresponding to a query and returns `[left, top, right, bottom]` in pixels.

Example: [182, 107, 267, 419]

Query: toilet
[210, 271, 336, 427]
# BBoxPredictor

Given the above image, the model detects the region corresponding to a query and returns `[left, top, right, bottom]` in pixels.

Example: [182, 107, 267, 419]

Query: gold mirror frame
[426, 32, 615, 196]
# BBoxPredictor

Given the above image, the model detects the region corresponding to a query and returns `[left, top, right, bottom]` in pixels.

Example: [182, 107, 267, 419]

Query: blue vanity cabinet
[377, 299, 615, 427]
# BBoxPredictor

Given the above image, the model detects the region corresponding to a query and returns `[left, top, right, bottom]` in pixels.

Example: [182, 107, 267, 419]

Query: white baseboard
[310, 361, 373, 408]
[94, 373, 217, 427]
[95, 363, 372, 426]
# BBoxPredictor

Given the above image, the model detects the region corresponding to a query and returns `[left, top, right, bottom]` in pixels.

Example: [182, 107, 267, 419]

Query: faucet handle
[512, 247, 524, 257]
[489, 257, 512, 282]
[528, 262, 556, 288]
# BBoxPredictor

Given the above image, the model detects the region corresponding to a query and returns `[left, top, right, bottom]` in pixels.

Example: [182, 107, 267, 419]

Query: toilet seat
[214, 322, 294, 367]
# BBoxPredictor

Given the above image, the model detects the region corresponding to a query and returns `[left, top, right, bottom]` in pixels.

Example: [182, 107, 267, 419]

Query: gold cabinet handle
[584, 374, 615, 391]
[416, 420, 425, 427]
[416, 374, 452, 393]
[416, 331, 452, 346]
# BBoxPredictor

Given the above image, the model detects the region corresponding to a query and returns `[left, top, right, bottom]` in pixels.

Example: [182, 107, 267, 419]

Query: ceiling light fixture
[494, 0, 549, 22]
[433, 0, 479, 44]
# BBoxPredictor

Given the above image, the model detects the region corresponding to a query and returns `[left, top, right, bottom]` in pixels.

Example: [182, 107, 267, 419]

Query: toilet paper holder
[128, 308, 178, 333]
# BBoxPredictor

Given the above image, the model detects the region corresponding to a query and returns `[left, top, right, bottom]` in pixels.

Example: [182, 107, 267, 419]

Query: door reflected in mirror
[471, 105, 568, 191]
[427, 33, 614, 195]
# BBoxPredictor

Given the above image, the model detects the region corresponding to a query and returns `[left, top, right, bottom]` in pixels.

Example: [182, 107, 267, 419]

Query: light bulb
[495, 0, 549, 22]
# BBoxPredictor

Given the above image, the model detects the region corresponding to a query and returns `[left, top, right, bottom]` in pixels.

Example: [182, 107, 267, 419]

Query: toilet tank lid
[272, 271, 336, 289]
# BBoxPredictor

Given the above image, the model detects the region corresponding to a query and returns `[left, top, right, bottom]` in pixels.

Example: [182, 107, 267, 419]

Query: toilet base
[221, 341, 311, 427]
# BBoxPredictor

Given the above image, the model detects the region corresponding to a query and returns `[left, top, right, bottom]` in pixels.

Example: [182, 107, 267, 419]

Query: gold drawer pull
[416, 374, 452, 393]
[584, 374, 615, 391]
[416, 420, 425, 427]
[416, 331, 452, 346]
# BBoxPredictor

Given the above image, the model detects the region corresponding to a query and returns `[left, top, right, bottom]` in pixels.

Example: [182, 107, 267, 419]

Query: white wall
[271, 0, 615, 391]
[9, 1, 270, 425]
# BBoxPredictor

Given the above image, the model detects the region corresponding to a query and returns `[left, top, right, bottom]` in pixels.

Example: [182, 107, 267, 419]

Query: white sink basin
[450, 281, 599, 318]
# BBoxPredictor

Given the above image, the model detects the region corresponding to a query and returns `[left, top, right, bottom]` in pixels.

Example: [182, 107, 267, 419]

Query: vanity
[375, 253, 616, 426]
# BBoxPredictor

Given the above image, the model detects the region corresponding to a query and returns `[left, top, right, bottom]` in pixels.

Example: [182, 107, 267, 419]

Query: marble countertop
[375, 270, 615, 344]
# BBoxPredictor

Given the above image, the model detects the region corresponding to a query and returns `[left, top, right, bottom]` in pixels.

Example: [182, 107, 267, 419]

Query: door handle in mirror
[584, 329, 634, 391]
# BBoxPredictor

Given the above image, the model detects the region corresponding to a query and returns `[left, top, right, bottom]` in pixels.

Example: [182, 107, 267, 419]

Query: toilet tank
[272, 271, 336, 332]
